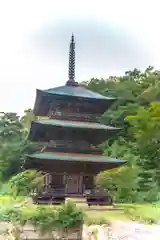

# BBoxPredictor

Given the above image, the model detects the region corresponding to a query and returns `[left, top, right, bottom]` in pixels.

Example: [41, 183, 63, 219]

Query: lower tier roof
[32, 119, 120, 131]
[28, 151, 126, 164]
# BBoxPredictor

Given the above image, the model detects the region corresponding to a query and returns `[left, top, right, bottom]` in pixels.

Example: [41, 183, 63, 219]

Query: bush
[0, 200, 84, 237]
[24, 200, 84, 234]
[7, 170, 43, 197]
[0, 183, 12, 196]
[96, 165, 139, 202]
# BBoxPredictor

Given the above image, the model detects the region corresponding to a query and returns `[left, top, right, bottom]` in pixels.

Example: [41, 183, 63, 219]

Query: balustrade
[40, 140, 101, 154]
[48, 109, 99, 122]
[41, 186, 65, 195]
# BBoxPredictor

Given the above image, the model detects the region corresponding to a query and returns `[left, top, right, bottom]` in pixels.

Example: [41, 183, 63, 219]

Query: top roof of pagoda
[33, 35, 117, 115]
[37, 85, 115, 100]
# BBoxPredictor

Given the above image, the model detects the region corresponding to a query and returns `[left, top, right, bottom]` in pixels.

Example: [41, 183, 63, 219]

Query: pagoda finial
[66, 34, 78, 86]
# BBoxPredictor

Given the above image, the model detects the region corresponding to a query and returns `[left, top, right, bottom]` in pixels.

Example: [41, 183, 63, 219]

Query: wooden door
[66, 175, 79, 194]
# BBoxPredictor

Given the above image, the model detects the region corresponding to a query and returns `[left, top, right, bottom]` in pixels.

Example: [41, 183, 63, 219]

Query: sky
[0, 0, 160, 114]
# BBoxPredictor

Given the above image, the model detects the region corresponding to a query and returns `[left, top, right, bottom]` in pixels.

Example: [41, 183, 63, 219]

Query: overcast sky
[0, 0, 160, 114]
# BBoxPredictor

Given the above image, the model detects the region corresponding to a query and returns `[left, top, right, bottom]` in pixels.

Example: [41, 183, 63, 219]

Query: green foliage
[84, 68, 160, 203]
[85, 216, 110, 226]
[126, 102, 160, 188]
[26, 201, 84, 234]
[101, 103, 140, 127]
[55, 200, 84, 229]
[0, 195, 24, 205]
[96, 166, 139, 202]
[0, 112, 24, 142]
[126, 102, 160, 145]
[82, 66, 160, 103]
[0, 206, 22, 223]
[0, 140, 37, 182]
[0, 111, 38, 182]
[102, 138, 138, 160]
[7, 170, 43, 197]
[123, 204, 160, 224]
[96, 139, 140, 202]
[21, 108, 36, 136]
[0, 200, 84, 237]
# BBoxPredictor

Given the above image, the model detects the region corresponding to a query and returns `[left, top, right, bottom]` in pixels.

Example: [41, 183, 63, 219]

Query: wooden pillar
[63, 172, 67, 194]
[79, 173, 83, 194]
[43, 172, 52, 193]
[83, 174, 94, 190]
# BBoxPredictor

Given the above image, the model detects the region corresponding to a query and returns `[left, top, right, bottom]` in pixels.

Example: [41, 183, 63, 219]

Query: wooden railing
[41, 186, 65, 196]
[37, 186, 110, 197]
[48, 110, 100, 122]
[40, 140, 101, 154]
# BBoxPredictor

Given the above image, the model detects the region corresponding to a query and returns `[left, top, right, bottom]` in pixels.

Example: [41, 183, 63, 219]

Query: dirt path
[0, 221, 159, 239]
[83, 221, 160, 239]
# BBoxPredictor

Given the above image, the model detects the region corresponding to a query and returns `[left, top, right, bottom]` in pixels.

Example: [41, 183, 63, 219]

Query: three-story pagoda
[26, 35, 126, 202]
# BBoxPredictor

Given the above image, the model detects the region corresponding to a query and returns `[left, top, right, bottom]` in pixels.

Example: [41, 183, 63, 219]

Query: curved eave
[25, 153, 126, 172]
[33, 89, 117, 116]
[32, 119, 121, 131]
[27, 151, 127, 165]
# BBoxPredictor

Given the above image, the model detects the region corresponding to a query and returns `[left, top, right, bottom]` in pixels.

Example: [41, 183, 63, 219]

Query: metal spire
[69, 34, 75, 81]
[66, 34, 78, 86]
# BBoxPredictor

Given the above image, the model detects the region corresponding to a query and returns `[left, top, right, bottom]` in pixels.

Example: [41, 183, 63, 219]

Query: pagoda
[26, 35, 126, 203]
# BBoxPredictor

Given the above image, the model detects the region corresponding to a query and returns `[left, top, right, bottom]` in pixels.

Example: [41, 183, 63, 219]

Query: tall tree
[83, 68, 160, 201]
[0, 112, 37, 181]
[126, 102, 160, 187]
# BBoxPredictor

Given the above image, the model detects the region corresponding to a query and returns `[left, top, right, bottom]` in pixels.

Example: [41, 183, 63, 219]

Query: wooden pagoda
[26, 35, 126, 204]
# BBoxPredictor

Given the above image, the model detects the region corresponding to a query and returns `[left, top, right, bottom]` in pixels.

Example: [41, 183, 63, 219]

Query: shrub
[7, 170, 43, 197]
[96, 165, 139, 202]
[0, 206, 22, 222]
[0, 200, 84, 238]
[26, 201, 84, 234]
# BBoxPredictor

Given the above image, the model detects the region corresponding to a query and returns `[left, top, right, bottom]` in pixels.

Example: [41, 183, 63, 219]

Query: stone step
[67, 197, 86, 202]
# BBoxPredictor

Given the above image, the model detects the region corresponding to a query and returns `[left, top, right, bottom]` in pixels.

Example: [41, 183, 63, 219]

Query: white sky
[0, 0, 160, 114]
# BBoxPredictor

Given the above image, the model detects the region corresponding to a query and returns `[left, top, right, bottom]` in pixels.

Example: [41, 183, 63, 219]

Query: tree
[7, 170, 43, 197]
[96, 139, 140, 202]
[82, 66, 160, 105]
[83, 68, 160, 202]
[0, 112, 24, 142]
[96, 166, 139, 202]
[21, 108, 36, 136]
[0, 112, 37, 182]
[126, 102, 160, 188]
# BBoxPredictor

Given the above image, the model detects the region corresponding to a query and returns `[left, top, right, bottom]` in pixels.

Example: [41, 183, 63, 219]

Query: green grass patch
[0, 196, 160, 225]
[0, 195, 25, 205]
[122, 204, 160, 224]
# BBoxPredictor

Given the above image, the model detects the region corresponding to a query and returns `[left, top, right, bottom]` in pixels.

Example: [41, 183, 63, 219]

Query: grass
[89, 203, 160, 224]
[0, 196, 159, 225]
[0, 195, 25, 205]
[122, 203, 160, 224]
[71, 199, 160, 224]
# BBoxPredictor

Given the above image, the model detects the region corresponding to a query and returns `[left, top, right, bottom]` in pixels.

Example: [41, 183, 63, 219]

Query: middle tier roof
[29, 119, 121, 143]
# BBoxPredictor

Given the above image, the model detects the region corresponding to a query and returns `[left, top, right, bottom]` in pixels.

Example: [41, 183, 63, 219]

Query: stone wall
[0, 222, 83, 240]
[2, 222, 159, 240]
